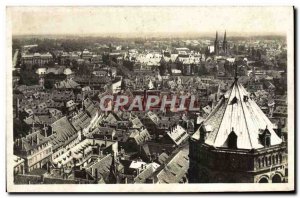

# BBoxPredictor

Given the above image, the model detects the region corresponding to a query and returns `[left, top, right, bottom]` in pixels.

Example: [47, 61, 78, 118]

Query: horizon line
[12, 31, 286, 38]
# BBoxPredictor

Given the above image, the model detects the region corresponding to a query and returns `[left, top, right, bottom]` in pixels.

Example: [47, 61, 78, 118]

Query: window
[258, 158, 261, 168]
[230, 97, 238, 105]
[279, 154, 282, 163]
[266, 137, 271, 147]
[227, 131, 238, 149]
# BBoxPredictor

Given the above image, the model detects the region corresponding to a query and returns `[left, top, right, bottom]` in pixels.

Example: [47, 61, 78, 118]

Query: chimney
[36, 134, 39, 145]
[43, 124, 47, 137]
[97, 144, 100, 155]
[32, 122, 35, 132]
[91, 168, 94, 177]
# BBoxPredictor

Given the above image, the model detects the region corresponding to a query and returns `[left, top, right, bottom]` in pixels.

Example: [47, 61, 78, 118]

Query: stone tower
[189, 78, 288, 183]
[222, 30, 228, 54]
[214, 31, 219, 55]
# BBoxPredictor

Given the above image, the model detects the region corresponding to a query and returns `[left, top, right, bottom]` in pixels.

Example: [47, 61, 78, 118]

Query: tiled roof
[167, 125, 189, 146]
[131, 117, 144, 129]
[55, 79, 80, 89]
[157, 152, 169, 165]
[70, 111, 92, 132]
[154, 147, 189, 184]
[83, 98, 98, 118]
[129, 128, 151, 145]
[15, 130, 49, 153]
[134, 162, 160, 183]
[50, 116, 77, 150]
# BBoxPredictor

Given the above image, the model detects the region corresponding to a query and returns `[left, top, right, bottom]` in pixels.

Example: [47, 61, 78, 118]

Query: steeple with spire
[223, 30, 228, 54]
[214, 31, 219, 55]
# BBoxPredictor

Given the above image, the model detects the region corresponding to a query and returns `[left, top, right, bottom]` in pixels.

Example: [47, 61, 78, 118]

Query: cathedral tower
[222, 30, 228, 54]
[214, 31, 219, 55]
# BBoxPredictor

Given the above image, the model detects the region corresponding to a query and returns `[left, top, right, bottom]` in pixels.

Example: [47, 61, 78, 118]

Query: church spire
[214, 31, 219, 55]
[223, 30, 228, 54]
[108, 152, 118, 184]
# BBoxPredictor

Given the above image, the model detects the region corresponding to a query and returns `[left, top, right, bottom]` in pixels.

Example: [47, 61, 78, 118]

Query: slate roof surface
[192, 80, 282, 149]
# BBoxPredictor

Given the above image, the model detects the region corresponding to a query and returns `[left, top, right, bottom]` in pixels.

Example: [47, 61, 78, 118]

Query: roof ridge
[236, 82, 253, 148]
[212, 81, 236, 145]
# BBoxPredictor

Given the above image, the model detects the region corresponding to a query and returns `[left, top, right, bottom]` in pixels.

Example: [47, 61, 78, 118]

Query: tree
[19, 68, 39, 86]
[13, 119, 30, 140]
[44, 79, 54, 89]
[159, 58, 167, 75]
[102, 54, 110, 65]
[198, 63, 208, 76]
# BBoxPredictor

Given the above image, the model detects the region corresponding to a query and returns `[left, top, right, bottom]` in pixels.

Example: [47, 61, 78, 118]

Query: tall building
[214, 31, 219, 55]
[189, 78, 287, 183]
[214, 31, 228, 55]
[222, 30, 228, 54]
[14, 129, 53, 173]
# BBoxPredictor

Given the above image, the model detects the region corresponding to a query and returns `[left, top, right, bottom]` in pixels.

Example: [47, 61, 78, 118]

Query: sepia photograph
[6, 6, 295, 192]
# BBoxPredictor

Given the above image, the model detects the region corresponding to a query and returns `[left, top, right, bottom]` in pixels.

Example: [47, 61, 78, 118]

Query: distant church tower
[222, 30, 228, 54]
[214, 31, 228, 55]
[214, 31, 219, 55]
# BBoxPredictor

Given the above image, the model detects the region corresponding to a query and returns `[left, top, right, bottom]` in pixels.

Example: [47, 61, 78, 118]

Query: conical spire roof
[197, 79, 282, 149]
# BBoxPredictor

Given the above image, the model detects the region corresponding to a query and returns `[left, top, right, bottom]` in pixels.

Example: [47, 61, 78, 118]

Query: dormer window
[259, 126, 271, 147]
[227, 129, 238, 149]
[230, 96, 238, 105]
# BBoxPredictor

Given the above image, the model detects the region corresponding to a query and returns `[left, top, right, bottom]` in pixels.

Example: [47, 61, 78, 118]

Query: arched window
[258, 177, 268, 183]
[272, 174, 282, 183]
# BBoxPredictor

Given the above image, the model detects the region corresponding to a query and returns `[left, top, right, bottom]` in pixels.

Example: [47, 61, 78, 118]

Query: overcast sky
[7, 7, 293, 36]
